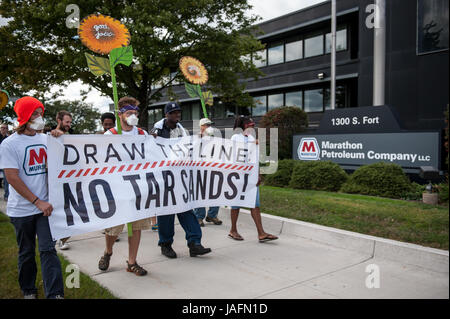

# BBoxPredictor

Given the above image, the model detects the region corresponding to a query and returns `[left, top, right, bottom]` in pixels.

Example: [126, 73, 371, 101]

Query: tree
[43, 99, 101, 133]
[0, 0, 264, 127]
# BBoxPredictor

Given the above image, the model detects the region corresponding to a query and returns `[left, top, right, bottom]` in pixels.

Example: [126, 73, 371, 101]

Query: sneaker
[205, 216, 222, 225]
[151, 223, 159, 231]
[23, 294, 37, 299]
[160, 242, 177, 259]
[198, 219, 205, 227]
[57, 240, 70, 250]
[188, 242, 211, 257]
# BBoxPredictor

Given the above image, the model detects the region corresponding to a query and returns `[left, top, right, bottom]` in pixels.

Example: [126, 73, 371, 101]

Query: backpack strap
[109, 128, 118, 135]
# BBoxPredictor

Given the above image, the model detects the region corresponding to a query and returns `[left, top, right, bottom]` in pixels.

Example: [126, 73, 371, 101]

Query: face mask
[204, 127, 214, 136]
[126, 114, 139, 126]
[29, 116, 45, 131]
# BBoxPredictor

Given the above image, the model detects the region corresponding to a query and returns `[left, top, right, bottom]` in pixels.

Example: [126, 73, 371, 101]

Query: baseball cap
[164, 102, 181, 114]
[199, 118, 214, 127]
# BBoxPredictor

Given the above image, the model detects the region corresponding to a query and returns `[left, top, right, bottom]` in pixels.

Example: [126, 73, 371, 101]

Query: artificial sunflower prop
[78, 14, 130, 55]
[179, 56, 208, 85]
[0, 89, 9, 110]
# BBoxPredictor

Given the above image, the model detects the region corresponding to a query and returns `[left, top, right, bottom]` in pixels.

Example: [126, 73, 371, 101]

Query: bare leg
[229, 208, 243, 238]
[250, 207, 265, 237]
[105, 234, 117, 255]
[127, 230, 141, 265]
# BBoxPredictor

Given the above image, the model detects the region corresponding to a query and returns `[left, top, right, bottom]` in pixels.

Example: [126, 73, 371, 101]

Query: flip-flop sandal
[259, 234, 278, 243]
[228, 233, 244, 241]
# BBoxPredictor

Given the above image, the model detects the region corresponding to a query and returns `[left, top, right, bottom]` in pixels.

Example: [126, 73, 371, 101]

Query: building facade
[149, 0, 449, 135]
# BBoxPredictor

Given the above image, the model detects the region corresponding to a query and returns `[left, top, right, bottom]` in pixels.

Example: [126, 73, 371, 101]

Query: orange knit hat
[14, 96, 45, 126]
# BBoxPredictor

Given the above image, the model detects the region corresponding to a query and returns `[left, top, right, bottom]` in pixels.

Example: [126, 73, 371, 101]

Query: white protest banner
[48, 134, 258, 240]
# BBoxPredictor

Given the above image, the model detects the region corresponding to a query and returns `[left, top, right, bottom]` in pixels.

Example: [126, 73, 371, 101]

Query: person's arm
[3, 168, 53, 216]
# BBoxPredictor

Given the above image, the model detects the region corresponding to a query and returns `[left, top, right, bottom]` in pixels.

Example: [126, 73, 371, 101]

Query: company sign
[293, 132, 440, 169]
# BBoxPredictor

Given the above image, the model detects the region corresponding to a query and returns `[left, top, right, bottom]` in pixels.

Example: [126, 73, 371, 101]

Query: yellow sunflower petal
[78, 14, 130, 55]
[0, 90, 9, 110]
[179, 56, 208, 85]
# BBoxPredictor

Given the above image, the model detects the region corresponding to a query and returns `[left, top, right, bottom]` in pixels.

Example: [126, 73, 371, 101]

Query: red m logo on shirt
[29, 148, 47, 166]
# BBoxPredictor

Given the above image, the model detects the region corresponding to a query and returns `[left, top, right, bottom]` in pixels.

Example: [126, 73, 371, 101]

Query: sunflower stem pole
[110, 55, 132, 237]
[198, 85, 208, 118]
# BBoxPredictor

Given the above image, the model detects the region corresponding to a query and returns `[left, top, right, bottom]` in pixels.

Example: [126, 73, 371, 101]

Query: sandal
[228, 233, 244, 241]
[259, 234, 278, 243]
[126, 261, 148, 276]
[98, 252, 112, 271]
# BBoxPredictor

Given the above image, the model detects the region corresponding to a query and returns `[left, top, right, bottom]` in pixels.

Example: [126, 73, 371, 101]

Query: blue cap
[164, 102, 181, 114]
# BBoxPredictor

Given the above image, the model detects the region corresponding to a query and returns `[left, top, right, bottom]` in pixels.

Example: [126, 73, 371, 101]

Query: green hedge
[263, 159, 297, 187]
[288, 161, 348, 192]
[340, 162, 413, 199]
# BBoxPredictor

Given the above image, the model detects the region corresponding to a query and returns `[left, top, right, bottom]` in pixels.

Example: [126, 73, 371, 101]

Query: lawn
[0, 212, 117, 299]
[260, 186, 449, 250]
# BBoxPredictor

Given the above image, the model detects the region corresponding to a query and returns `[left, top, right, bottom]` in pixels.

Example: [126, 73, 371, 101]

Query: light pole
[331, 0, 336, 110]
[373, 0, 386, 106]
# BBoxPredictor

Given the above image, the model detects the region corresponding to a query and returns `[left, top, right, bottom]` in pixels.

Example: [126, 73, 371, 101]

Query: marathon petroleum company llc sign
[293, 106, 441, 170]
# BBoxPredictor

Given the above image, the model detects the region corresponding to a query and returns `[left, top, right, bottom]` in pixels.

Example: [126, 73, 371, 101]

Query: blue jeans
[10, 214, 64, 298]
[157, 210, 202, 246]
[193, 206, 219, 220]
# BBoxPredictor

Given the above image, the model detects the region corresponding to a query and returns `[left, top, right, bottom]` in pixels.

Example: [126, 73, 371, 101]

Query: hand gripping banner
[47, 135, 259, 240]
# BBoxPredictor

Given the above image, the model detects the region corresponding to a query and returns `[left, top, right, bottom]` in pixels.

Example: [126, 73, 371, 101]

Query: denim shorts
[231, 187, 260, 209]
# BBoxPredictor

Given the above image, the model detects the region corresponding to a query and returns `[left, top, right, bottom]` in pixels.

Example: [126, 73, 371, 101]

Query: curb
[221, 207, 449, 274]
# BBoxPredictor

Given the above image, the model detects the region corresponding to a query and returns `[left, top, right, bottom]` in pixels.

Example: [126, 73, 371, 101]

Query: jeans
[157, 210, 202, 246]
[10, 214, 64, 298]
[193, 206, 219, 220]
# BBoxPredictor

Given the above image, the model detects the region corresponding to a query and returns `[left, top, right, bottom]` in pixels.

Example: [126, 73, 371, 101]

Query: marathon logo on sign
[298, 138, 320, 160]
[23, 144, 47, 176]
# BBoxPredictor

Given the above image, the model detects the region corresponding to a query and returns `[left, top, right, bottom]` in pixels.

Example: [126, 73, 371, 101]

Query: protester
[150, 102, 211, 258]
[193, 118, 222, 227]
[53, 110, 73, 250]
[99, 112, 115, 133]
[0, 96, 64, 299]
[98, 96, 151, 276]
[228, 116, 278, 243]
[0, 123, 10, 201]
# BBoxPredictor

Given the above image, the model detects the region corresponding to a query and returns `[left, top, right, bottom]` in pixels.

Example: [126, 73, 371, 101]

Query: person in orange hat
[0, 96, 64, 299]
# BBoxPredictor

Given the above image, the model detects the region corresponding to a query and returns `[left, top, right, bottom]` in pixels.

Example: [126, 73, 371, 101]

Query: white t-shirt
[104, 126, 148, 136]
[0, 132, 49, 217]
[231, 133, 256, 144]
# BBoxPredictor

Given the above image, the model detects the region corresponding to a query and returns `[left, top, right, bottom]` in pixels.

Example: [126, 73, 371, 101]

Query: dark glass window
[324, 85, 347, 110]
[253, 49, 267, 68]
[418, 0, 449, 54]
[285, 40, 303, 61]
[268, 93, 284, 111]
[285, 91, 302, 108]
[252, 96, 267, 116]
[304, 34, 324, 58]
[326, 29, 347, 53]
[304, 89, 323, 112]
[268, 43, 284, 65]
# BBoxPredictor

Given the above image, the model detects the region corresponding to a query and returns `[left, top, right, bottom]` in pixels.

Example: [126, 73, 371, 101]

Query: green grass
[260, 186, 449, 250]
[0, 212, 117, 299]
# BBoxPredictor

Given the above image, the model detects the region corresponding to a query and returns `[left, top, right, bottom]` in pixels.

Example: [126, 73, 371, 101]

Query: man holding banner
[0, 97, 64, 299]
[98, 97, 150, 276]
[151, 102, 212, 258]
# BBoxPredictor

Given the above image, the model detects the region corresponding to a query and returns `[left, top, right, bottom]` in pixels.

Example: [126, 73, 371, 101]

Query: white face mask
[204, 126, 214, 136]
[126, 114, 139, 126]
[29, 116, 45, 131]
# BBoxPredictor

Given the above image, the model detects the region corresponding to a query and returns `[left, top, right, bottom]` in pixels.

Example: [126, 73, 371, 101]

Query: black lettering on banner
[209, 171, 223, 200]
[196, 170, 207, 200]
[184, 142, 193, 158]
[123, 175, 141, 210]
[169, 144, 185, 157]
[105, 143, 122, 162]
[241, 174, 249, 200]
[236, 148, 248, 163]
[122, 143, 145, 160]
[181, 170, 189, 203]
[188, 170, 194, 202]
[89, 179, 116, 219]
[225, 173, 239, 199]
[63, 144, 80, 165]
[162, 170, 176, 206]
[63, 182, 89, 226]
[156, 143, 168, 158]
[219, 145, 232, 161]
[84, 144, 98, 164]
[198, 142, 206, 158]
[145, 172, 160, 208]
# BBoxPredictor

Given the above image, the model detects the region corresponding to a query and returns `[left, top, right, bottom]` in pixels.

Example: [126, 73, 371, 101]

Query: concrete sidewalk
[0, 189, 448, 299]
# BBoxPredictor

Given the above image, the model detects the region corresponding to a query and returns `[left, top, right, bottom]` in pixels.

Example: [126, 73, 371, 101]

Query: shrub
[402, 182, 426, 201]
[437, 180, 449, 203]
[340, 162, 413, 199]
[258, 106, 308, 159]
[289, 161, 348, 192]
[263, 159, 296, 187]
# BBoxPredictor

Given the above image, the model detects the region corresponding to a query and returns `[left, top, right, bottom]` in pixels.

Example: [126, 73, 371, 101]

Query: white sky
[4, 0, 328, 114]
